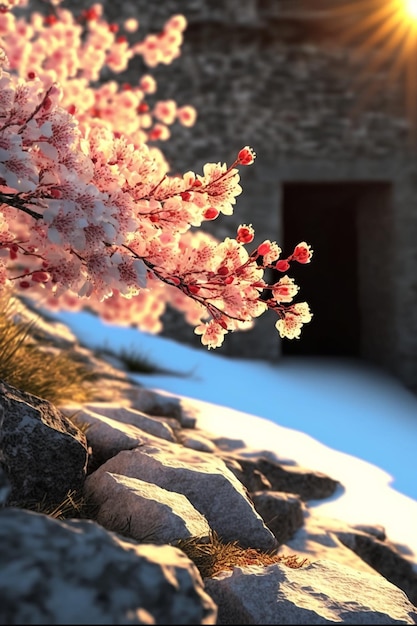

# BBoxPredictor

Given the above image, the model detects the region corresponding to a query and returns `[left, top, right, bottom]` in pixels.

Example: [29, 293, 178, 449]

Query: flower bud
[237, 146, 256, 165]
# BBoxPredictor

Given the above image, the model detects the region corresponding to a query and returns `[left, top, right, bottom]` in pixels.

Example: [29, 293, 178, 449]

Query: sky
[51, 309, 417, 572]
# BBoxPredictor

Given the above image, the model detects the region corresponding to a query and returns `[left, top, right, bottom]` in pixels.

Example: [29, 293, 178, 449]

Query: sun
[305, 0, 417, 137]
[405, 0, 417, 19]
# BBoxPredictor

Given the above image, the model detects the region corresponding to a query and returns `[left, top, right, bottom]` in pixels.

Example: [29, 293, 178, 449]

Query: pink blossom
[236, 224, 254, 244]
[272, 275, 299, 303]
[275, 303, 313, 339]
[177, 105, 197, 127]
[276, 259, 290, 272]
[166, 15, 187, 32]
[139, 75, 157, 94]
[194, 320, 227, 349]
[124, 18, 139, 33]
[153, 100, 177, 125]
[237, 146, 256, 165]
[0, 2, 312, 349]
[291, 241, 313, 264]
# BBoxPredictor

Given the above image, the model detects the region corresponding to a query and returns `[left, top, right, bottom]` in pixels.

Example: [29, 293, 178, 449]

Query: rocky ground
[0, 307, 416, 624]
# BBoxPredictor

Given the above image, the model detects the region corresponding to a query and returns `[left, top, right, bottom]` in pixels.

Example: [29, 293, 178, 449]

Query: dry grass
[175, 531, 309, 578]
[0, 289, 97, 404]
[30, 490, 86, 519]
[23, 489, 99, 521]
[96, 344, 195, 377]
[0, 291, 309, 578]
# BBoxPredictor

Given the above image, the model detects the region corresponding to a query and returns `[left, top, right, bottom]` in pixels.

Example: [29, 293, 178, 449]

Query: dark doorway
[281, 182, 363, 357]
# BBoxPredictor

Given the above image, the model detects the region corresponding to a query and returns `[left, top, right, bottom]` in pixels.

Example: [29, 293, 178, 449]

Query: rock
[84, 470, 211, 543]
[2, 308, 417, 623]
[280, 509, 417, 607]
[86, 444, 278, 551]
[202, 432, 298, 466]
[243, 455, 339, 500]
[0, 466, 10, 505]
[128, 387, 197, 427]
[204, 559, 417, 625]
[335, 527, 417, 607]
[0, 508, 217, 625]
[177, 428, 218, 453]
[222, 456, 272, 492]
[0, 380, 88, 508]
[61, 407, 147, 470]
[81, 403, 177, 442]
[251, 491, 305, 544]
[12, 297, 79, 349]
[60, 404, 183, 471]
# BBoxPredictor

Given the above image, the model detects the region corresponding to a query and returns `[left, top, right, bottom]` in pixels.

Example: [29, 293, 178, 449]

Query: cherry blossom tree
[0, 0, 313, 349]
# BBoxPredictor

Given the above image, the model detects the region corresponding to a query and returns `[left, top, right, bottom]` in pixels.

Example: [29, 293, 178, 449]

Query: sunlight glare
[305, 0, 417, 136]
[404, 0, 417, 20]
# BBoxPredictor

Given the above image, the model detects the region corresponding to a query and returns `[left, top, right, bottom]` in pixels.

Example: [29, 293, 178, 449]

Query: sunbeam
[304, 0, 417, 137]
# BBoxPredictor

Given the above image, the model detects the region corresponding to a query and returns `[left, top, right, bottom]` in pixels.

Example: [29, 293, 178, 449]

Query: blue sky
[52, 309, 417, 571]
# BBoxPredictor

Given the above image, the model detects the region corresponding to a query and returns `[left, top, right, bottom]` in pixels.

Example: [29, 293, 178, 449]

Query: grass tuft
[26, 489, 99, 520]
[0, 289, 97, 404]
[175, 531, 309, 578]
[97, 343, 196, 378]
[31, 490, 85, 519]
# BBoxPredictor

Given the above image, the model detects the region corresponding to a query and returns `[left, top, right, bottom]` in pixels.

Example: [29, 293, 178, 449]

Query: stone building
[33, 1, 417, 392]
[113, 0, 416, 393]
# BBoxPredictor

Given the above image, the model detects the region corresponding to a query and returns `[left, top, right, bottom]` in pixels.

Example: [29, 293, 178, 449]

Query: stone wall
[22, 1, 417, 391]
[105, 0, 417, 391]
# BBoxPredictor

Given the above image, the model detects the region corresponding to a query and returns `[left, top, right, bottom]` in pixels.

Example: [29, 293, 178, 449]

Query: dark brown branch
[0, 193, 43, 220]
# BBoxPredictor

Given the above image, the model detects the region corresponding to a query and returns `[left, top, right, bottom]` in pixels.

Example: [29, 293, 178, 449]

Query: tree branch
[0, 194, 43, 220]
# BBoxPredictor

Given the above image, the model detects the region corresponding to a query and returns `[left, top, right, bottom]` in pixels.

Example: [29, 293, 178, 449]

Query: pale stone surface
[204, 560, 417, 625]
[128, 387, 197, 428]
[279, 508, 417, 607]
[61, 405, 180, 470]
[85, 470, 211, 543]
[279, 509, 389, 577]
[177, 428, 218, 453]
[89, 445, 278, 551]
[64, 407, 145, 457]
[82, 403, 177, 441]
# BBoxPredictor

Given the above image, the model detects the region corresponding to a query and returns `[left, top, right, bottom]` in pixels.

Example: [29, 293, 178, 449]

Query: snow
[52, 309, 417, 570]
